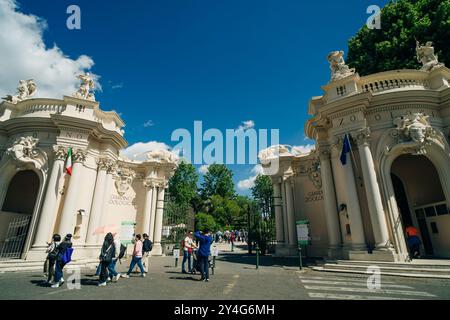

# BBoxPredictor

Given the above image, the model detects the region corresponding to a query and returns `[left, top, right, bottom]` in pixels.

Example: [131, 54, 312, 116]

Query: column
[141, 179, 155, 235]
[280, 181, 289, 245]
[148, 185, 158, 242]
[284, 177, 297, 246]
[355, 128, 390, 249]
[152, 182, 167, 255]
[58, 149, 87, 237]
[319, 148, 342, 249]
[85, 158, 112, 244]
[33, 146, 66, 247]
[332, 139, 366, 250]
[272, 177, 285, 244]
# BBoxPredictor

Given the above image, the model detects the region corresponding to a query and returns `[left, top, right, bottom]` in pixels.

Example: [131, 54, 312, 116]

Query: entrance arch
[391, 154, 449, 258]
[0, 170, 40, 259]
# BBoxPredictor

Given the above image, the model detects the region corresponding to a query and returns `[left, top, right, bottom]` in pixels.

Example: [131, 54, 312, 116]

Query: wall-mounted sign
[305, 191, 324, 203]
[296, 220, 312, 246]
[120, 221, 135, 245]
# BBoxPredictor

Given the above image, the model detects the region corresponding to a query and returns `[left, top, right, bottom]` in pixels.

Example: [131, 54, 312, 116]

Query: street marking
[304, 285, 436, 297]
[223, 274, 240, 295]
[300, 279, 413, 289]
[308, 292, 415, 300]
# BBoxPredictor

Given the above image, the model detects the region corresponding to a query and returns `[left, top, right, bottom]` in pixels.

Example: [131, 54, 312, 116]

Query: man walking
[194, 229, 213, 282]
[142, 233, 153, 273]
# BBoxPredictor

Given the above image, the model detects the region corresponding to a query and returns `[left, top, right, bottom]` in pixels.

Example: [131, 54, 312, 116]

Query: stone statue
[327, 51, 356, 82]
[2, 79, 37, 103]
[146, 149, 178, 163]
[114, 167, 136, 196]
[394, 113, 435, 145]
[416, 41, 444, 72]
[73, 73, 96, 101]
[6, 136, 48, 170]
[258, 145, 291, 163]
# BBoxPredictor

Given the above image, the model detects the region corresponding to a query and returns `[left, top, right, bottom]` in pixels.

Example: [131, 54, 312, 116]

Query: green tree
[200, 164, 235, 199]
[251, 175, 274, 220]
[195, 212, 217, 232]
[347, 0, 450, 75]
[168, 161, 199, 207]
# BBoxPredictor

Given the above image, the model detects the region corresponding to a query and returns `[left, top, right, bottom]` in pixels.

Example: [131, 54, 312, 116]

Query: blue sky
[2, 0, 388, 195]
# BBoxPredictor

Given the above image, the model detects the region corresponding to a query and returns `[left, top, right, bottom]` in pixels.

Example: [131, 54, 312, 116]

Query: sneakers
[121, 274, 130, 278]
[60, 278, 65, 284]
[113, 274, 121, 282]
[141, 273, 146, 278]
[98, 282, 107, 287]
[51, 283, 60, 288]
[203, 278, 209, 282]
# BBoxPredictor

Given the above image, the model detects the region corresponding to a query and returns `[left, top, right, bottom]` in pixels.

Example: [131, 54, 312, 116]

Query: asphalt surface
[0, 244, 449, 300]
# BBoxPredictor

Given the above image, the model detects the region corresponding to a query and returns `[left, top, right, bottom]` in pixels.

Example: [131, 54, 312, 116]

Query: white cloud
[143, 120, 154, 128]
[111, 83, 124, 90]
[237, 164, 265, 190]
[198, 165, 210, 175]
[0, 0, 97, 99]
[237, 120, 255, 131]
[120, 141, 171, 161]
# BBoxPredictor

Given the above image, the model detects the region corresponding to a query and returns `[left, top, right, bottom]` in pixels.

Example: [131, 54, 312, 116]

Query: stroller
[191, 248, 215, 276]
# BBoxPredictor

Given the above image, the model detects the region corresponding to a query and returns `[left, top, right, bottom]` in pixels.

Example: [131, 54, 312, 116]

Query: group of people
[214, 230, 245, 244]
[44, 228, 214, 288]
[180, 229, 213, 282]
[44, 234, 73, 288]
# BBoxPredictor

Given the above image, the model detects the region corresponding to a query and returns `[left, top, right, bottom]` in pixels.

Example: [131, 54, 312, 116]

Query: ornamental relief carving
[5, 136, 48, 171]
[114, 166, 136, 196]
[293, 157, 322, 190]
[384, 113, 439, 156]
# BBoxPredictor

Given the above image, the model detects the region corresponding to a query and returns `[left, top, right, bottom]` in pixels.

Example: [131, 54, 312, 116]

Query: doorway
[0, 170, 40, 259]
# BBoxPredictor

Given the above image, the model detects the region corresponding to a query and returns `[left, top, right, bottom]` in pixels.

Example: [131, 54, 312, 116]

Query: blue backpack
[61, 247, 73, 264]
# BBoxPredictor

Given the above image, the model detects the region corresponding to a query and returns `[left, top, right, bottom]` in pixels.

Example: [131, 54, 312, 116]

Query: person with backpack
[194, 229, 213, 282]
[51, 234, 73, 288]
[122, 234, 145, 278]
[142, 233, 153, 273]
[98, 232, 115, 287]
[45, 234, 61, 284]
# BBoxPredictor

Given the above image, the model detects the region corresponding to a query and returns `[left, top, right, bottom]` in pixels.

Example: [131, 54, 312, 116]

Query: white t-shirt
[183, 236, 193, 251]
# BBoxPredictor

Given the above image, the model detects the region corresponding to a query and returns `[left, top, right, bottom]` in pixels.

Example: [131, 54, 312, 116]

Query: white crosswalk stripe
[299, 274, 436, 300]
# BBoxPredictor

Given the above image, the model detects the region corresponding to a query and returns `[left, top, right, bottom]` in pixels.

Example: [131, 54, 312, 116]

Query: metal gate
[0, 215, 32, 259]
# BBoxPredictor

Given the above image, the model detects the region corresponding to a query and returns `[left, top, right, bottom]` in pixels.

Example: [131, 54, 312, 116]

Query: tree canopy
[200, 164, 236, 199]
[347, 0, 449, 75]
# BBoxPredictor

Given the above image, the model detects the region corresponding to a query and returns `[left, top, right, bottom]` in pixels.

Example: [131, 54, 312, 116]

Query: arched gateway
[0, 77, 178, 261]
[261, 45, 450, 262]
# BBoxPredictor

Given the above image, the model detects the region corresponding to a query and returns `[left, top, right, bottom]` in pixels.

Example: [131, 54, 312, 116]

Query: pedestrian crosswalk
[298, 274, 437, 300]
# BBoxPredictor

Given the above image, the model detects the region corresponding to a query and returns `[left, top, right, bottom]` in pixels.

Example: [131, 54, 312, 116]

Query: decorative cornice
[97, 157, 116, 172]
[352, 127, 371, 146]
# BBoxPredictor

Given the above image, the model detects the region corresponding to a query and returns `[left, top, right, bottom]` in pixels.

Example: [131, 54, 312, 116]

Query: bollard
[298, 246, 303, 271]
[256, 244, 260, 270]
[231, 242, 234, 252]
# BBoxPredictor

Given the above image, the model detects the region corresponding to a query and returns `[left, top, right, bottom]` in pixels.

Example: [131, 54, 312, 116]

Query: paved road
[0, 245, 449, 300]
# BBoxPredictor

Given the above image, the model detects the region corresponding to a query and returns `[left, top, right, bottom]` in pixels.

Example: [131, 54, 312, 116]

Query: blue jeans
[182, 251, 192, 273]
[54, 261, 64, 283]
[198, 255, 209, 280]
[95, 263, 101, 276]
[108, 259, 118, 277]
[127, 257, 145, 275]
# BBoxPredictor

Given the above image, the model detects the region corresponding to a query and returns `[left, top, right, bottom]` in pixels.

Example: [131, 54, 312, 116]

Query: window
[430, 222, 439, 234]
[415, 209, 425, 219]
[424, 206, 436, 217]
[436, 204, 448, 216]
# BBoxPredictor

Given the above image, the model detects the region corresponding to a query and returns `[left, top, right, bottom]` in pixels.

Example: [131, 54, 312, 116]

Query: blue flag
[340, 134, 351, 166]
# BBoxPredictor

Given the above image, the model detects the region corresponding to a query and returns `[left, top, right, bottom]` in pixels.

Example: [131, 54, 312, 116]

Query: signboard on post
[120, 221, 136, 245]
[296, 220, 311, 246]
[212, 246, 219, 257]
[173, 249, 180, 258]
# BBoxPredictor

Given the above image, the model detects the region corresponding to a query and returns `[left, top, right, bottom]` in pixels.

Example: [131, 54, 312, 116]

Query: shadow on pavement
[217, 252, 322, 268]
[30, 279, 49, 287]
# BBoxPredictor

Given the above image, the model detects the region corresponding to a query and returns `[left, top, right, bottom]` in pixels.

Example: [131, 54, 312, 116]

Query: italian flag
[65, 147, 73, 176]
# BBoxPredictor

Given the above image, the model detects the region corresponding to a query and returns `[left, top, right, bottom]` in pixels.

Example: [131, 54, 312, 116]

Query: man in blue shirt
[194, 229, 213, 282]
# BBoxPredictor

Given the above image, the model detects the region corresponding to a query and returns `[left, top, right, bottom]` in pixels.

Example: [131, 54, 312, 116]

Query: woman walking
[122, 234, 146, 278]
[45, 234, 61, 284]
[51, 234, 73, 288]
[98, 232, 115, 287]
